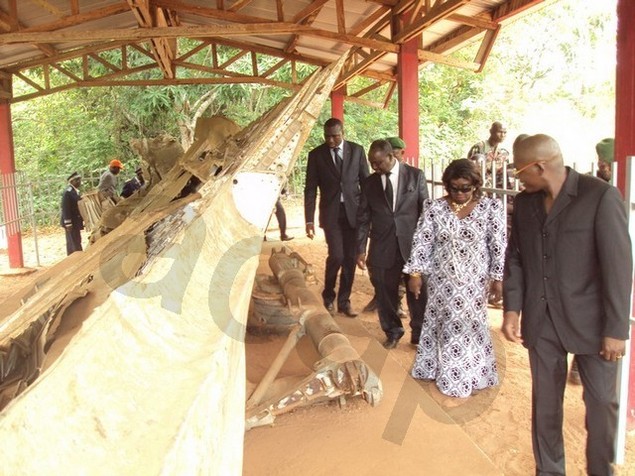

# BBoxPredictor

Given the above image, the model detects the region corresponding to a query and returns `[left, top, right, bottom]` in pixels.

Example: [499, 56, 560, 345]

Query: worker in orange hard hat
[98, 158, 124, 202]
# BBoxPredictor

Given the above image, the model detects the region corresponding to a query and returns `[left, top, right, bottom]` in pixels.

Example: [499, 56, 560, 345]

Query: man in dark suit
[503, 134, 632, 476]
[356, 139, 428, 349]
[60, 171, 84, 255]
[121, 166, 145, 198]
[304, 117, 370, 316]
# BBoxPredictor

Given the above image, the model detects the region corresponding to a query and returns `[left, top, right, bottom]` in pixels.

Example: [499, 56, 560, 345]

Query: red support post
[615, 0, 635, 195]
[330, 87, 345, 121]
[0, 99, 23, 268]
[397, 35, 421, 168]
[615, 0, 635, 426]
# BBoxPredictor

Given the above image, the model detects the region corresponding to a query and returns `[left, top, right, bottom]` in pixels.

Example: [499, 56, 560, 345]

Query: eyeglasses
[513, 155, 559, 177]
[447, 185, 474, 194]
[512, 160, 542, 177]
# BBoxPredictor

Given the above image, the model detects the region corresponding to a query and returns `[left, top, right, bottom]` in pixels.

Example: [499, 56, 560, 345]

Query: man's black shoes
[338, 305, 358, 318]
[363, 296, 377, 312]
[383, 338, 399, 349]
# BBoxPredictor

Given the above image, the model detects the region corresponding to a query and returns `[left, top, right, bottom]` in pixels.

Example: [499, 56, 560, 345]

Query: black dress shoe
[383, 338, 399, 349]
[338, 305, 358, 317]
[363, 296, 377, 312]
[324, 301, 335, 314]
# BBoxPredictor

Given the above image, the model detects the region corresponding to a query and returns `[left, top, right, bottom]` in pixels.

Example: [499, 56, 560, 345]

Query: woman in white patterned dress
[404, 159, 506, 398]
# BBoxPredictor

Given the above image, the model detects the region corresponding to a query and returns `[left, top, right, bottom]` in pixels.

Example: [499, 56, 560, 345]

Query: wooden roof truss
[0, 0, 545, 104]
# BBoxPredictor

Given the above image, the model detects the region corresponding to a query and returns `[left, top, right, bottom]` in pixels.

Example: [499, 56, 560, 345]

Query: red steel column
[615, 0, 635, 425]
[616, 0, 635, 194]
[330, 87, 345, 121]
[397, 36, 420, 167]
[0, 98, 23, 268]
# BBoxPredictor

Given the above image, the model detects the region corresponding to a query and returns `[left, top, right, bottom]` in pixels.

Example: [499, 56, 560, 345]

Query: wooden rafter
[410, 0, 426, 19]
[0, 6, 57, 57]
[349, 6, 390, 36]
[6, 0, 18, 31]
[126, 0, 177, 79]
[448, 13, 498, 30]
[474, 25, 501, 72]
[154, 0, 276, 24]
[418, 49, 478, 70]
[292, 0, 330, 23]
[382, 81, 397, 108]
[334, 7, 393, 90]
[393, 0, 469, 44]
[275, 0, 284, 21]
[27, 0, 64, 17]
[351, 79, 386, 98]
[284, 1, 326, 54]
[335, 0, 346, 34]
[228, 0, 254, 13]
[336, 50, 385, 88]
[87, 53, 121, 74]
[260, 58, 288, 78]
[0, 9, 13, 31]
[0, 24, 312, 44]
[0, 0, 546, 105]
[424, 0, 541, 69]
[200, 36, 328, 68]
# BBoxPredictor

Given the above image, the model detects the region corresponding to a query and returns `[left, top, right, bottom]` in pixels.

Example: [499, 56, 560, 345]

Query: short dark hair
[442, 159, 483, 198]
[369, 139, 393, 156]
[324, 117, 343, 130]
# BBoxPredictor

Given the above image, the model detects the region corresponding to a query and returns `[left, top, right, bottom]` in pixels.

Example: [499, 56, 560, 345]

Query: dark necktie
[385, 171, 393, 210]
[333, 147, 343, 173]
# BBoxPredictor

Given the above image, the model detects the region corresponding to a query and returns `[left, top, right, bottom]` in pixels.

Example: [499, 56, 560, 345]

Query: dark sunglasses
[448, 185, 474, 194]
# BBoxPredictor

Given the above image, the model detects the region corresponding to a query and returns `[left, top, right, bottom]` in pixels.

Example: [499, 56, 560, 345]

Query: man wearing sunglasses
[503, 134, 632, 476]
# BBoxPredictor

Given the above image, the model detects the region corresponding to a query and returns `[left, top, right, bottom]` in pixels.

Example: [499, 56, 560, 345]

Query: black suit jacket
[60, 185, 83, 229]
[504, 168, 632, 353]
[304, 141, 369, 229]
[356, 162, 428, 268]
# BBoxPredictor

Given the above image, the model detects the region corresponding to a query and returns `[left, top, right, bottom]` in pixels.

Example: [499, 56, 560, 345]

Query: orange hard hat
[109, 159, 124, 169]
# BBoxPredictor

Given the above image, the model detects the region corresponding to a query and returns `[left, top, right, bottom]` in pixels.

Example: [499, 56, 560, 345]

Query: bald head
[488, 121, 507, 146]
[513, 134, 563, 170]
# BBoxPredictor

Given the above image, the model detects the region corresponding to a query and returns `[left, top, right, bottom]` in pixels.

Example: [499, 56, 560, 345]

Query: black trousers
[369, 252, 426, 341]
[274, 198, 287, 237]
[65, 226, 82, 255]
[322, 203, 356, 308]
[528, 311, 618, 476]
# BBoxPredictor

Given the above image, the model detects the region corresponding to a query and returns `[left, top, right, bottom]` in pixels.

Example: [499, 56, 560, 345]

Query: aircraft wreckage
[0, 54, 381, 475]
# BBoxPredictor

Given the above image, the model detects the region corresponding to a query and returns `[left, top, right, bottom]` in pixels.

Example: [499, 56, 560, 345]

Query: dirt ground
[2, 198, 634, 475]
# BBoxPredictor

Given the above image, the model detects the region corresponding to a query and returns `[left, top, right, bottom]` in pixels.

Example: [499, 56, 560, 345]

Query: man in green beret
[386, 137, 406, 163]
[595, 138, 614, 182]
[570, 137, 616, 385]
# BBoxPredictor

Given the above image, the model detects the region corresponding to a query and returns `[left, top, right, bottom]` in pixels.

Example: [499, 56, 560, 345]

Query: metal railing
[0, 169, 105, 268]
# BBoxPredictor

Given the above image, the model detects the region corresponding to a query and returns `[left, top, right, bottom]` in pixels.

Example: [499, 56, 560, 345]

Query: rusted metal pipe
[245, 248, 382, 430]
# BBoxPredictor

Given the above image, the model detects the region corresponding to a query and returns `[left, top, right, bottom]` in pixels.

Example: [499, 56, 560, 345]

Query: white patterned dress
[403, 197, 506, 397]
